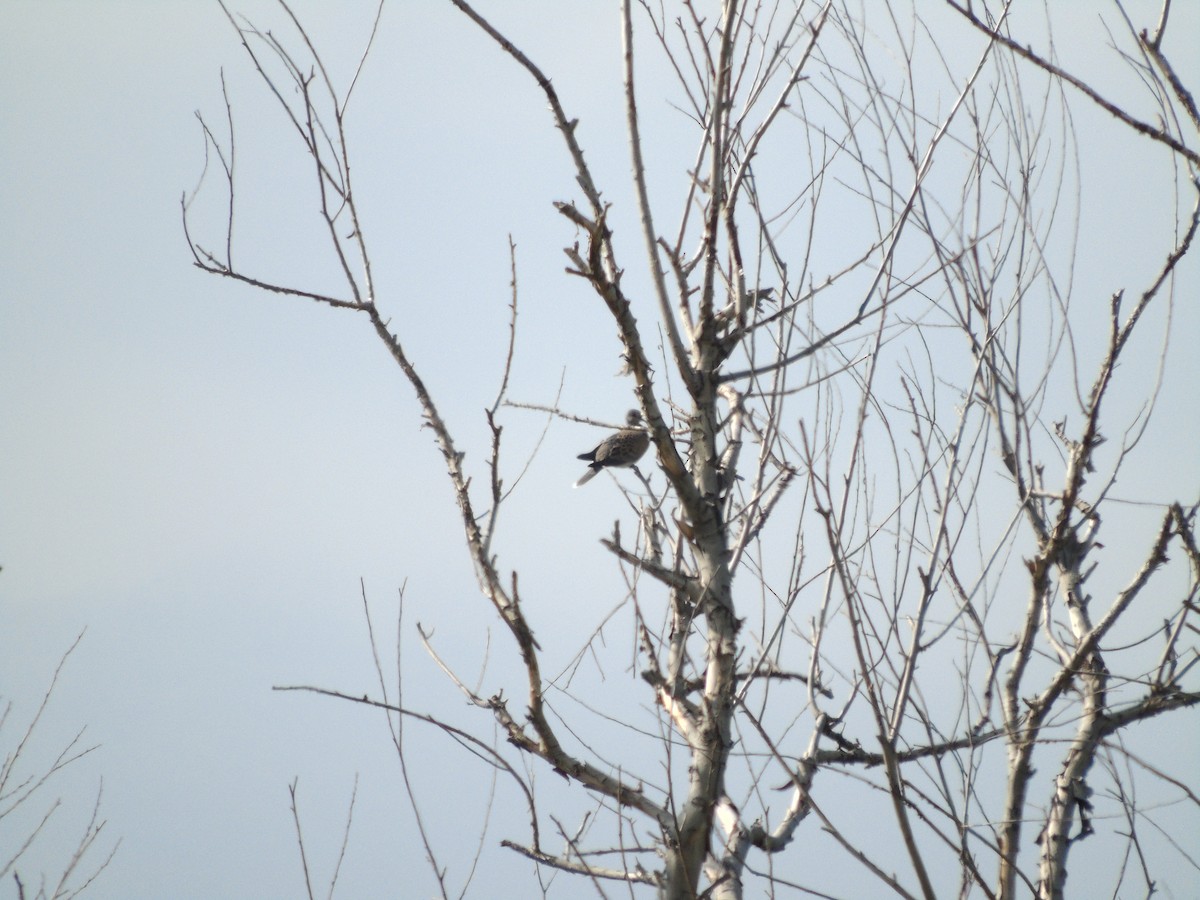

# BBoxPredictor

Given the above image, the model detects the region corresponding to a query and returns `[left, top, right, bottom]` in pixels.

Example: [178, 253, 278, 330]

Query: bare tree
[0, 633, 117, 899]
[184, 1, 1199, 897]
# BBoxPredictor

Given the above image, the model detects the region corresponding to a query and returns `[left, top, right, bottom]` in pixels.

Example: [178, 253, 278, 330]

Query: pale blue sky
[2, 2, 1198, 898]
[0, 4, 631, 896]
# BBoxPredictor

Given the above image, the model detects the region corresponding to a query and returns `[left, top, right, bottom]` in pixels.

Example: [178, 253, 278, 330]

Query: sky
[2, 2, 1198, 899]
[2, 4, 666, 898]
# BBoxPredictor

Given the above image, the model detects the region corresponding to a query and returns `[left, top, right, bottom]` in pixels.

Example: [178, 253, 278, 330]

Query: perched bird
[574, 410, 650, 487]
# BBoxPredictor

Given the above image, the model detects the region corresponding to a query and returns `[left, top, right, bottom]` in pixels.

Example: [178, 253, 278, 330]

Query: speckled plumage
[574, 410, 650, 487]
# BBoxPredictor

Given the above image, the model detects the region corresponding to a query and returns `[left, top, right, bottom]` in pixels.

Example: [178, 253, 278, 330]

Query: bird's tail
[573, 469, 598, 488]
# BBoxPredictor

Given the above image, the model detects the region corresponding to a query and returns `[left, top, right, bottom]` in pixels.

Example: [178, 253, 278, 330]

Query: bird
[573, 410, 650, 487]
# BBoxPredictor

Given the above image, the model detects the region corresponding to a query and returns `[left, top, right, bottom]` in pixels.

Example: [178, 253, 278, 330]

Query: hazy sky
[2, 4, 664, 897]
[2, 2, 1197, 898]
